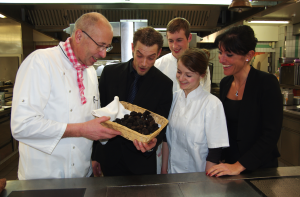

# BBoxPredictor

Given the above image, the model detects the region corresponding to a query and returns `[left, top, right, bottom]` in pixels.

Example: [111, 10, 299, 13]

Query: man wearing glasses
[92, 27, 173, 176]
[11, 12, 121, 180]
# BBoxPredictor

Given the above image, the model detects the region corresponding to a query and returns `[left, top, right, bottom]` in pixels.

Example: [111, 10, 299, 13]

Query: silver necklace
[234, 79, 247, 97]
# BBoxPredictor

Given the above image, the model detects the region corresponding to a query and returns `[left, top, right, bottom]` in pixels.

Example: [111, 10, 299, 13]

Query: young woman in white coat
[161, 48, 229, 174]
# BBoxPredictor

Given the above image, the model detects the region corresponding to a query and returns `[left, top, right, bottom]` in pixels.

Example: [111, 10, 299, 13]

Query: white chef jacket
[166, 85, 229, 173]
[154, 52, 211, 174]
[11, 42, 100, 180]
[155, 53, 211, 93]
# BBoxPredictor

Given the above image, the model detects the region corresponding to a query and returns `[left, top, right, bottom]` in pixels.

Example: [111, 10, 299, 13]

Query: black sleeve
[238, 74, 283, 170]
[98, 66, 109, 107]
[142, 77, 172, 157]
[162, 132, 167, 142]
[91, 140, 99, 161]
[92, 67, 108, 161]
[151, 80, 173, 151]
[206, 148, 222, 164]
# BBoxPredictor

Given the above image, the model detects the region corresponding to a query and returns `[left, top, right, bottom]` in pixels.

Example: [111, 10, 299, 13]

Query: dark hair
[179, 48, 209, 75]
[214, 25, 258, 56]
[167, 17, 191, 40]
[133, 26, 163, 51]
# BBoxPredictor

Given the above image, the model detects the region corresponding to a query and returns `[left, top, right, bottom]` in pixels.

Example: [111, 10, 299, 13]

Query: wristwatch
[147, 148, 154, 152]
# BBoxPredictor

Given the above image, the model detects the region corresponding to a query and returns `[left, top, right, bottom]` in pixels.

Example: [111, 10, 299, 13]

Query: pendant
[235, 91, 238, 97]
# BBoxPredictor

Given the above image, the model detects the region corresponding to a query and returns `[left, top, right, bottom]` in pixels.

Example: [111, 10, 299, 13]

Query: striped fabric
[62, 37, 88, 105]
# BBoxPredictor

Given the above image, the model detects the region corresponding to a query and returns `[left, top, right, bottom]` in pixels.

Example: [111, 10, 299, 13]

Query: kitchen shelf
[280, 84, 300, 90]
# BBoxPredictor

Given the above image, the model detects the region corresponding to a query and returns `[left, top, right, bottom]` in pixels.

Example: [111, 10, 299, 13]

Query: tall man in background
[155, 17, 211, 92]
[92, 27, 173, 176]
[11, 12, 120, 180]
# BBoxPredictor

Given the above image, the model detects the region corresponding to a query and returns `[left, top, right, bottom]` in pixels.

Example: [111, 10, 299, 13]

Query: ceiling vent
[228, 0, 252, 13]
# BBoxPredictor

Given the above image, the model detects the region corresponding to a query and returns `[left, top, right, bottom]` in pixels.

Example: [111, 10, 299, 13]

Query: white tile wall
[287, 25, 293, 33]
[208, 24, 300, 83]
[209, 48, 226, 84]
[210, 47, 275, 84]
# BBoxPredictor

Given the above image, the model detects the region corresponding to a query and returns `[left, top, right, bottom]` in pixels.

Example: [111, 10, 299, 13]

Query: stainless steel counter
[1, 167, 300, 197]
[283, 105, 300, 118]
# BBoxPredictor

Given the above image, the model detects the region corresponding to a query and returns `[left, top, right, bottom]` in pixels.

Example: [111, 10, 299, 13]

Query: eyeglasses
[82, 30, 113, 52]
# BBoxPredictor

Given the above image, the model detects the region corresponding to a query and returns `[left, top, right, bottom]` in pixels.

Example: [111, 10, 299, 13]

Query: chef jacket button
[183, 134, 185, 136]
[72, 163, 74, 166]
[63, 72, 65, 75]
[69, 90, 71, 93]
[70, 109, 72, 112]
[22, 99, 24, 102]
[73, 146, 75, 149]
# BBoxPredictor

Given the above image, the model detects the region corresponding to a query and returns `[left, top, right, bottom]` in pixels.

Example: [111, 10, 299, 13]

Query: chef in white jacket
[154, 17, 211, 174]
[11, 12, 121, 180]
[161, 48, 229, 174]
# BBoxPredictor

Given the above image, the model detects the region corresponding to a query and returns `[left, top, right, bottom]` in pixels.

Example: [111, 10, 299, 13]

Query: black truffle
[113, 110, 158, 135]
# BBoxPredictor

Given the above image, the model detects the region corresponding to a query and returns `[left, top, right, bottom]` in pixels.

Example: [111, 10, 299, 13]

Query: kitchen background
[1, 0, 300, 177]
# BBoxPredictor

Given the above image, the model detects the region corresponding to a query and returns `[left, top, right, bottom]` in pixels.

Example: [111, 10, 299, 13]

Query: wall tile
[287, 25, 293, 33]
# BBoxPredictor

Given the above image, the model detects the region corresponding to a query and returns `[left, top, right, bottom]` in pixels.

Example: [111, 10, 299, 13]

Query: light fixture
[248, 21, 290, 24]
[228, 0, 252, 13]
[154, 28, 167, 31]
[0, 14, 6, 18]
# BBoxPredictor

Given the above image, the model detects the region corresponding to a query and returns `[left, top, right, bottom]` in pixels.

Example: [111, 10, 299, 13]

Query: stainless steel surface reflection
[107, 184, 183, 197]
[250, 177, 300, 197]
[2, 167, 300, 197]
[179, 178, 261, 197]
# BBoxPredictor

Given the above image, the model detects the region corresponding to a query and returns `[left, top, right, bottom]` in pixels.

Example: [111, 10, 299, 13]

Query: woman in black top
[207, 25, 283, 177]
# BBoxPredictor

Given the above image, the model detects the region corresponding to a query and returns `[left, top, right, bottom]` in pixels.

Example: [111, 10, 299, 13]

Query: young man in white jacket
[155, 17, 211, 93]
[154, 17, 211, 174]
[11, 12, 121, 180]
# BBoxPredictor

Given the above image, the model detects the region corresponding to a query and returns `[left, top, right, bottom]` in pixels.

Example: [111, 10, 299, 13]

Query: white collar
[179, 85, 203, 100]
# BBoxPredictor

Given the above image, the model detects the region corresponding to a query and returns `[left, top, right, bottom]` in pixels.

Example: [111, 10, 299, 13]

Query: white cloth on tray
[92, 96, 130, 145]
[92, 96, 131, 120]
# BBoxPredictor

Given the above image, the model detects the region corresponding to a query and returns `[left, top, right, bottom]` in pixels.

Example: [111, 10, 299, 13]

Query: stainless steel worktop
[283, 105, 300, 118]
[1, 167, 300, 197]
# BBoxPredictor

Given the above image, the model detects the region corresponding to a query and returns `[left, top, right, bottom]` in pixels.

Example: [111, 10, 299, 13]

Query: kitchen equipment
[0, 92, 5, 106]
[294, 96, 300, 105]
[93, 60, 120, 77]
[282, 91, 294, 105]
[0, 81, 3, 86]
[279, 57, 298, 64]
[280, 65, 299, 85]
[4, 80, 12, 85]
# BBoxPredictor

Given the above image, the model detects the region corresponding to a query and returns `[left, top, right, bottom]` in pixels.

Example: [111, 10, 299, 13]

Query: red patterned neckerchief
[62, 37, 88, 105]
